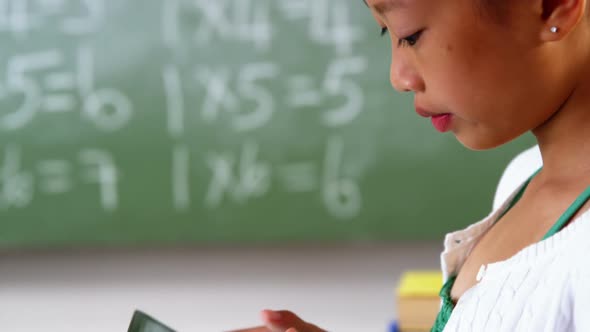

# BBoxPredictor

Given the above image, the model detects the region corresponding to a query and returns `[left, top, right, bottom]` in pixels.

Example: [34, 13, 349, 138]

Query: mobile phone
[127, 310, 176, 332]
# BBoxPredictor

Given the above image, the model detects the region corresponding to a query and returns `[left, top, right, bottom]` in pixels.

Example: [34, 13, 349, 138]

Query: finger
[260, 310, 326, 332]
[226, 326, 270, 332]
[259, 310, 285, 332]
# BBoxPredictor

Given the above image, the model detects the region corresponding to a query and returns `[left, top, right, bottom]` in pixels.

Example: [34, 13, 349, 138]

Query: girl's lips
[431, 113, 453, 133]
[415, 107, 437, 118]
[415, 107, 453, 133]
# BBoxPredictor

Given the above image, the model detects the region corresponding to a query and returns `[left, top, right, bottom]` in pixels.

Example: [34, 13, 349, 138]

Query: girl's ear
[539, 0, 587, 41]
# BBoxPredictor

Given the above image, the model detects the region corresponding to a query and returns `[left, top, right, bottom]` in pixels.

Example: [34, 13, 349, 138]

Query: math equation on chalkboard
[0, 0, 433, 246]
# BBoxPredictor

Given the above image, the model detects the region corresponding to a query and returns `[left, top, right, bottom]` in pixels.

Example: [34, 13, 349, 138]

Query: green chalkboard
[0, 0, 534, 248]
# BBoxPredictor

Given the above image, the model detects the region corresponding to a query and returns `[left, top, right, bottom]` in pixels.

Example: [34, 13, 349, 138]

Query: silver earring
[550, 26, 559, 33]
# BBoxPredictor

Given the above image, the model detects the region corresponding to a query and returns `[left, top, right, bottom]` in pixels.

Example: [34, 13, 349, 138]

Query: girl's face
[366, 0, 576, 150]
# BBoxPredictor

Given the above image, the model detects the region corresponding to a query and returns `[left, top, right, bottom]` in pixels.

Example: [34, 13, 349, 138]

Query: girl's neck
[533, 75, 590, 183]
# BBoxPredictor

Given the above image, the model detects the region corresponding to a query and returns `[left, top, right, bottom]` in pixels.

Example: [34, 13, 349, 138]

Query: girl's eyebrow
[364, 0, 410, 14]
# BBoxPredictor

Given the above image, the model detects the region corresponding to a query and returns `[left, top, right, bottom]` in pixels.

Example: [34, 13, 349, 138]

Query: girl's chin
[454, 131, 512, 151]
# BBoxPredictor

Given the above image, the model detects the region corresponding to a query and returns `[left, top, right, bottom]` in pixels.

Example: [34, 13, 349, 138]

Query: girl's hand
[229, 309, 327, 332]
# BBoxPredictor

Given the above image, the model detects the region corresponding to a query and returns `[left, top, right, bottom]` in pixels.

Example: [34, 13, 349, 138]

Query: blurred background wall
[1, 243, 440, 331]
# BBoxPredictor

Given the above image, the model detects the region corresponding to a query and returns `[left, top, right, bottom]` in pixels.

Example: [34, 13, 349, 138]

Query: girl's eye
[398, 30, 423, 47]
[380, 27, 388, 37]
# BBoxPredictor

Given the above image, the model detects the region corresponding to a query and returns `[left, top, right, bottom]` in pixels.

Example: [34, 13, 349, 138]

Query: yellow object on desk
[395, 270, 443, 332]
[397, 270, 443, 297]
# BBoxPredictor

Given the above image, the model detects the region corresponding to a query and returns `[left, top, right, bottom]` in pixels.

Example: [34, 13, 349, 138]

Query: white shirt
[440, 145, 590, 331]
